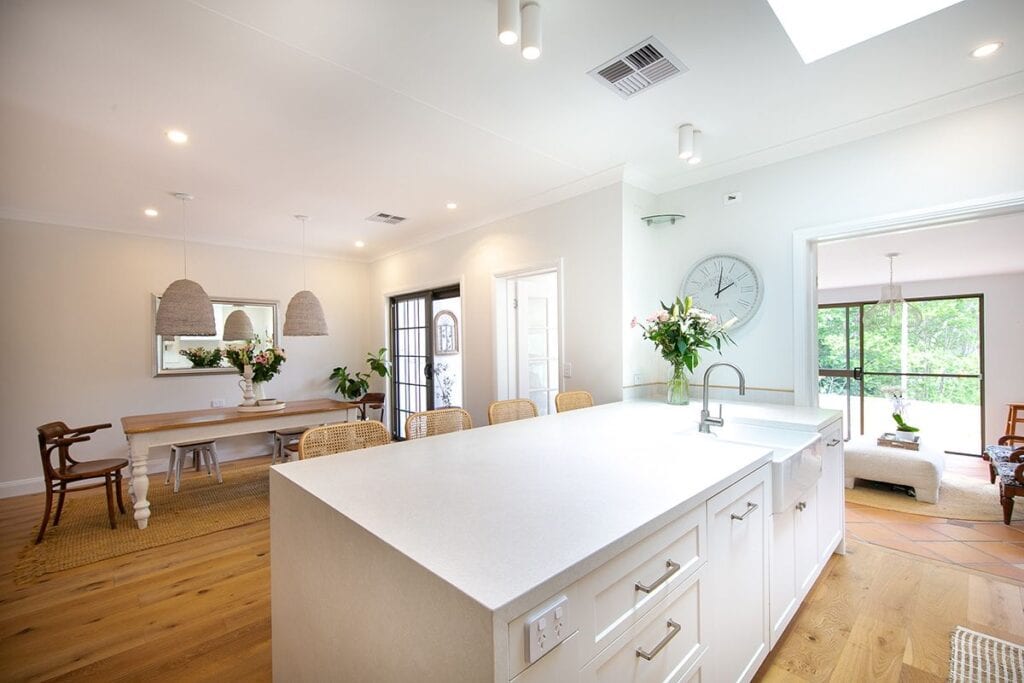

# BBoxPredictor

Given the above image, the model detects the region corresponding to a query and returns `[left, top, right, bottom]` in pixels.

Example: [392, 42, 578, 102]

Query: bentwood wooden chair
[488, 399, 539, 425]
[357, 393, 386, 421]
[404, 408, 472, 440]
[984, 434, 1024, 484]
[554, 390, 594, 413]
[298, 421, 391, 459]
[35, 421, 128, 544]
[995, 450, 1024, 525]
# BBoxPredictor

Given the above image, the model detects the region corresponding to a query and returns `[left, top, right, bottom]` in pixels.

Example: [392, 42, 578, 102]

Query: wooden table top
[121, 398, 360, 435]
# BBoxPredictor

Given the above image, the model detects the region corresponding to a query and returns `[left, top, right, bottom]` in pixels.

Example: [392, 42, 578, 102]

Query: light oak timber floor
[1, 455, 1022, 682]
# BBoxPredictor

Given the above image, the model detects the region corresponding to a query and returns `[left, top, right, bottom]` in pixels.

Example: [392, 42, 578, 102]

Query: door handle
[634, 559, 681, 594]
[852, 367, 863, 380]
[635, 619, 681, 661]
[423, 363, 433, 380]
[731, 501, 758, 521]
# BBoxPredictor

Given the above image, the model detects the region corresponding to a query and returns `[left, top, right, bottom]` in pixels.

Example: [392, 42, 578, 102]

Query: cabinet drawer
[576, 503, 706, 661]
[580, 568, 706, 683]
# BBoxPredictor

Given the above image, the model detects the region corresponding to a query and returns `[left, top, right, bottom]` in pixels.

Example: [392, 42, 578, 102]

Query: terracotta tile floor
[845, 453, 1024, 583]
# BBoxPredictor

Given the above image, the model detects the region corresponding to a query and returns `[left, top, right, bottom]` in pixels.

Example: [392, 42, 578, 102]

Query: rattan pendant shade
[283, 214, 328, 336]
[156, 194, 215, 337]
[283, 290, 328, 336]
[155, 278, 216, 336]
[222, 309, 254, 341]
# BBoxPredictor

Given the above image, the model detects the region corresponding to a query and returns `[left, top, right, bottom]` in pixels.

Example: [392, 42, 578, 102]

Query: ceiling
[817, 211, 1024, 289]
[1, 0, 1023, 260]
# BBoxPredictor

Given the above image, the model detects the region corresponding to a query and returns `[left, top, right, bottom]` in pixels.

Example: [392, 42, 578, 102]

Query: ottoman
[844, 435, 945, 503]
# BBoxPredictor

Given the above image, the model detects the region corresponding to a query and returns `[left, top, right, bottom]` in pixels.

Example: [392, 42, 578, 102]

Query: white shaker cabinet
[817, 423, 846, 562]
[706, 465, 771, 683]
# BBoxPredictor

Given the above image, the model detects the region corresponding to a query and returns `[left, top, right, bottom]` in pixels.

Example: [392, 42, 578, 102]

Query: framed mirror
[153, 296, 279, 376]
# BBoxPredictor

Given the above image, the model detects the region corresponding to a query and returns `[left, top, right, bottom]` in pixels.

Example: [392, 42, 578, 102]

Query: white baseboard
[0, 476, 44, 498]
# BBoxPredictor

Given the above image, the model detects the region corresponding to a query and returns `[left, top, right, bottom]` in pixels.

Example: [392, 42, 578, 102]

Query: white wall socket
[562, 362, 573, 379]
[210, 399, 225, 408]
[524, 595, 571, 664]
[633, 372, 642, 385]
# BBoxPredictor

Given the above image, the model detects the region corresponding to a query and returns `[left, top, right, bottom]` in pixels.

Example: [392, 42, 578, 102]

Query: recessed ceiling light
[354, 240, 366, 248]
[144, 208, 159, 217]
[446, 202, 458, 210]
[971, 41, 1003, 58]
[767, 0, 967, 63]
[166, 129, 189, 144]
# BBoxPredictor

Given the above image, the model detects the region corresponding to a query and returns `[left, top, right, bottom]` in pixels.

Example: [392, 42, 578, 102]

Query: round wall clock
[679, 254, 763, 329]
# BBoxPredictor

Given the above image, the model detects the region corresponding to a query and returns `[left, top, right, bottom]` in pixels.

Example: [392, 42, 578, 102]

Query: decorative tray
[877, 432, 920, 451]
[237, 402, 287, 413]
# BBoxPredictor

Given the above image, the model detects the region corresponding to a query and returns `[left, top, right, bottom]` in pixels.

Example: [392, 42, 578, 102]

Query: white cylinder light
[521, 2, 541, 60]
[687, 129, 702, 165]
[498, 0, 519, 46]
[678, 124, 694, 160]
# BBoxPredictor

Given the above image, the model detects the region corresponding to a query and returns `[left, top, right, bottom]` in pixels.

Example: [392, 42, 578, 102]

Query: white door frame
[492, 259, 565, 403]
[791, 191, 1024, 406]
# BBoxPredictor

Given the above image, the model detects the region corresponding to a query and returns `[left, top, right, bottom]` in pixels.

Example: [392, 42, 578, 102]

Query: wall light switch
[211, 399, 225, 408]
[525, 595, 571, 664]
[563, 362, 573, 379]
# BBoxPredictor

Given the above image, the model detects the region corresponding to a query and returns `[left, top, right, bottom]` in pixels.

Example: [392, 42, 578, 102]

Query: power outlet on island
[525, 595, 571, 664]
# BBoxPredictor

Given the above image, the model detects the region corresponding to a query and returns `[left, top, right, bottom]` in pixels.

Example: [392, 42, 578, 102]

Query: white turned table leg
[127, 438, 152, 529]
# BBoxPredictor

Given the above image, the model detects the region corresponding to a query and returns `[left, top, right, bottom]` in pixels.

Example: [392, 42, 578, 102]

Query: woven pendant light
[223, 309, 255, 341]
[155, 193, 215, 337]
[283, 214, 328, 336]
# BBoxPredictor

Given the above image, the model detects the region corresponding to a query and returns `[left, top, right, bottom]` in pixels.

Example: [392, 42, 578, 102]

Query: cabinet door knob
[634, 559, 681, 594]
[635, 619, 681, 661]
[731, 501, 759, 521]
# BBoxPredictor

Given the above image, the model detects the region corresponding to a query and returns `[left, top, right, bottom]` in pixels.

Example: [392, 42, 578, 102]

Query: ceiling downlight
[588, 37, 688, 99]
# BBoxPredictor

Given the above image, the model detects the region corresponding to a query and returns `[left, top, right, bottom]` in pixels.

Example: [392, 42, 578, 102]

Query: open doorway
[389, 284, 462, 439]
[495, 269, 561, 415]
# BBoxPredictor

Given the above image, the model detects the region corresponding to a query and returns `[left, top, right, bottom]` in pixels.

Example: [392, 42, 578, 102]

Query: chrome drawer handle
[731, 501, 758, 521]
[636, 619, 681, 661]
[634, 559, 681, 594]
[827, 438, 841, 447]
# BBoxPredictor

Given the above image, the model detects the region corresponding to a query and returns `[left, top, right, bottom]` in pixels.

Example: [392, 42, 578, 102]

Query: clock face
[680, 254, 763, 329]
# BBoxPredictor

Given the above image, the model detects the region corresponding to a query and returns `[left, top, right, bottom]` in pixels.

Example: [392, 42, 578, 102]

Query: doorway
[495, 270, 561, 415]
[389, 285, 462, 439]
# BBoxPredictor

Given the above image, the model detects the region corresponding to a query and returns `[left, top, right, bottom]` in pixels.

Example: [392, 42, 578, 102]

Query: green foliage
[178, 346, 224, 368]
[633, 296, 735, 373]
[331, 348, 392, 399]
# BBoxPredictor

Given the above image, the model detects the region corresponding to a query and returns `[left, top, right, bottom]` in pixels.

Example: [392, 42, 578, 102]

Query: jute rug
[15, 463, 269, 584]
[950, 626, 1024, 682]
[846, 471, 1022, 522]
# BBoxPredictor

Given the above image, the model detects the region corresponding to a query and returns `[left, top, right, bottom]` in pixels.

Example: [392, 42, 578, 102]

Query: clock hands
[715, 270, 723, 298]
[717, 281, 736, 296]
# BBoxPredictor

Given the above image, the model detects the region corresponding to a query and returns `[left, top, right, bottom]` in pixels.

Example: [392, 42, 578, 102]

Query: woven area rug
[950, 626, 1024, 682]
[15, 463, 269, 584]
[846, 471, 1022, 522]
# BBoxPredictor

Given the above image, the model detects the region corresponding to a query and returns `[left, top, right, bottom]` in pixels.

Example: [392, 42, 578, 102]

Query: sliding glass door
[818, 295, 984, 455]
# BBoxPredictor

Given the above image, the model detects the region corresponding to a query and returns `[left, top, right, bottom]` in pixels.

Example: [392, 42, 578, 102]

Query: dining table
[120, 398, 359, 529]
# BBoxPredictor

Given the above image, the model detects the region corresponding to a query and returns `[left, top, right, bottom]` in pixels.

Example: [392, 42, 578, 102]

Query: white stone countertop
[630, 396, 843, 432]
[272, 401, 780, 619]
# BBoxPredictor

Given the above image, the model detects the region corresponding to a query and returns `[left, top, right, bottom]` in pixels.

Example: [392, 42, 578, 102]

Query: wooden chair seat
[63, 459, 129, 479]
[996, 458, 1024, 525]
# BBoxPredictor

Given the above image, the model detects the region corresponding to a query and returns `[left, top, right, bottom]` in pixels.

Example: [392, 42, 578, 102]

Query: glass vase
[666, 366, 690, 405]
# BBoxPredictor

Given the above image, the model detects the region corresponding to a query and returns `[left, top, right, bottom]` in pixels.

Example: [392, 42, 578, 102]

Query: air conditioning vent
[588, 37, 688, 99]
[366, 212, 407, 225]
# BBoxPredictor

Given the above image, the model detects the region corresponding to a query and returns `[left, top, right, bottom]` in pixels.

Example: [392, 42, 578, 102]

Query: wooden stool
[1006, 403, 1024, 439]
[167, 441, 221, 493]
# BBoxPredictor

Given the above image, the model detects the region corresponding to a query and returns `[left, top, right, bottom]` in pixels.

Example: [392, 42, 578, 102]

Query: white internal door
[497, 271, 560, 415]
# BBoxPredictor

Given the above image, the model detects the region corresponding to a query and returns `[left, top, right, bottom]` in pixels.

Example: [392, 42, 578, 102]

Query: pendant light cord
[180, 196, 188, 280]
[302, 217, 307, 290]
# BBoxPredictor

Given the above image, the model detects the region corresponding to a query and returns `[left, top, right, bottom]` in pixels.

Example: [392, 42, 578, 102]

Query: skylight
[766, 0, 967, 63]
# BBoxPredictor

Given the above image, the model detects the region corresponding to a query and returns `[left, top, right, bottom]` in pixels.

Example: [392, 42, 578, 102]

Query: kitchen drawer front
[510, 632, 581, 683]
[581, 567, 706, 683]
[577, 503, 706, 661]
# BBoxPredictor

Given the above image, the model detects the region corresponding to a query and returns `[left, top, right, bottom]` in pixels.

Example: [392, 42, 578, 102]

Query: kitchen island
[270, 400, 842, 682]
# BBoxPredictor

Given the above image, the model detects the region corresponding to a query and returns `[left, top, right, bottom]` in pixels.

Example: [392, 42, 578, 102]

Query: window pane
[818, 307, 850, 370]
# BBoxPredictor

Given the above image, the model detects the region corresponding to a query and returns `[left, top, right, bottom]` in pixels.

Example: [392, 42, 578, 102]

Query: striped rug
[950, 626, 1024, 682]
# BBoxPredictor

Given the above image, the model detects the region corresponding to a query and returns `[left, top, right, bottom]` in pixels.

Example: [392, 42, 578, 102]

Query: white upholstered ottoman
[844, 435, 945, 503]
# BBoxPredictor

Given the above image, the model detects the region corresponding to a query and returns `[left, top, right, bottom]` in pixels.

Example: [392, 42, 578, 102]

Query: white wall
[625, 94, 1024, 401]
[820, 272, 1024, 445]
[0, 219, 370, 493]
[369, 184, 624, 429]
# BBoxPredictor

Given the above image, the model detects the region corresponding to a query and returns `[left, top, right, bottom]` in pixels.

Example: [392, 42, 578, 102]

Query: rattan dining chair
[487, 399, 539, 425]
[297, 420, 391, 459]
[404, 408, 473, 439]
[554, 390, 594, 413]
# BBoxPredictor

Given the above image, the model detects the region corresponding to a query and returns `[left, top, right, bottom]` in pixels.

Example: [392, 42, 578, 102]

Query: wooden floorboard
[1, 455, 1022, 681]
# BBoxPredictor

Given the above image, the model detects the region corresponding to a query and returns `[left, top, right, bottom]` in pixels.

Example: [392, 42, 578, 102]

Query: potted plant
[330, 348, 392, 401]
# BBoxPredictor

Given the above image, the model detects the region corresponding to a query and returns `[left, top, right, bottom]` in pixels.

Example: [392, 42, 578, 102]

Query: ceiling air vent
[365, 212, 407, 225]
[588, 37, 688, 99]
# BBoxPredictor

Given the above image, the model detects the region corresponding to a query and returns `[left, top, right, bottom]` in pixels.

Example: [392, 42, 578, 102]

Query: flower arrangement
[178, 346, 224, 368]
[632, 296, 735, 404]
[884, 386, 919, 432]
[225, 336, 286, 383]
